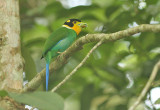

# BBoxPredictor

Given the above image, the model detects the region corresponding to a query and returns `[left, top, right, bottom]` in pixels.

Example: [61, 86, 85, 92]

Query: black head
[64, 19, 81, 27]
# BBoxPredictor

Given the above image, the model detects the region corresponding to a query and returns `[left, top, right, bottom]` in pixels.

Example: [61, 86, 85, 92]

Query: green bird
[42, 19, 87, 91]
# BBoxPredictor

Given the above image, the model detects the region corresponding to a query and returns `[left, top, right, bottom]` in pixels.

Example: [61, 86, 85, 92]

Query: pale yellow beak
[79, 22, 87, 28]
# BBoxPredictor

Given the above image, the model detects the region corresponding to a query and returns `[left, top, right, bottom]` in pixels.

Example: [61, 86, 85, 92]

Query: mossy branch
[51, 40, 103, 92]
[129, 60, 160, 110]
[21, 24, 160, 92]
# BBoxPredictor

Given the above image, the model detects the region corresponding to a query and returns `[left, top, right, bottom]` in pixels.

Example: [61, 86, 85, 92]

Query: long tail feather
[46, 63, 49, 91]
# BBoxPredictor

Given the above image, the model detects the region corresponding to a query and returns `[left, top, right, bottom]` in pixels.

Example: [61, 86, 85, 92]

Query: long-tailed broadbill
[41, 19, 87, 91]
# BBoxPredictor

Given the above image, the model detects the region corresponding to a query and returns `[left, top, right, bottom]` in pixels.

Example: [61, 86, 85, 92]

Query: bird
[41, 19, 87, 91]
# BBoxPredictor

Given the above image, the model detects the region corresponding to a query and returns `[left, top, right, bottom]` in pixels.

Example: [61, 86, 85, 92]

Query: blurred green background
[20, 0, 160, 110]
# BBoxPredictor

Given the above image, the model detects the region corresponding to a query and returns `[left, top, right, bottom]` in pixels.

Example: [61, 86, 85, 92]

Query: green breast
[42, 27, 77, 58]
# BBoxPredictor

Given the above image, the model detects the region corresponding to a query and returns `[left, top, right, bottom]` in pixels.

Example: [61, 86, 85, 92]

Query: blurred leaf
[21, 45, 37, 81]
[146, 1, 160, 16]
[106, 95, 126, 108]
[114, 40, 129, 53]
[44, 1, 65, 16]
[146, 0, 158, 4]
[140, 32, 155, 50]
[24, 38, 45, 48]
[105, 5, 121, 17]
[9, 92, 64, 110]
[0, 107, 4, 110]
[80, 84, 95, 110]
[0, 90, 8, 97]
[90, 9, 106, 22]
[155, 98, 160, 104]
[22, 24, 50, 43]
[92, 0, 115, 8]
[63, 5, 100, 18]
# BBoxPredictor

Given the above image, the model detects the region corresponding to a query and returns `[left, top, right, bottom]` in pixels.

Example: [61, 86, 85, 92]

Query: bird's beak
[79, 22, 87, 28]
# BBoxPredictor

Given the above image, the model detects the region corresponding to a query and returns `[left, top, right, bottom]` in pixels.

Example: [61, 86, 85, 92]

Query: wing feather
[42, 27, 73, 57]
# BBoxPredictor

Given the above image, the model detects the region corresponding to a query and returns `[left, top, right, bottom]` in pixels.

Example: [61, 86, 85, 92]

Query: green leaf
[21, 45, 37, 81]
[0, 107, 4, 110]
[155, 98, 160, 104]
[92, 0, 115, 8]
[0, 90, 8, 97]
[146, 0, 158, 5]
[9, 91, 64, 110]
[22, 24, 50, 43]
[80, 84, 95, 110]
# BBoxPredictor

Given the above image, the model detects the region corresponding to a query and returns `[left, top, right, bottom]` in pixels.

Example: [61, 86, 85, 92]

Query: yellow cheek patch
[71, 24, 81, 35]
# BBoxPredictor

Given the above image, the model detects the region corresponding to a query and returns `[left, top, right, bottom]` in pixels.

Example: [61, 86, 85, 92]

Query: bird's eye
[73, 21, 76, 24]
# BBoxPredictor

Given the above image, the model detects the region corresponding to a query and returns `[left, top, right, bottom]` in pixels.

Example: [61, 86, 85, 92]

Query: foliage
[155, 98, 160, 104]
[9, 92, 64, 110]
[0, 90, 64, 110]
[20, 0, 160, 110]
[0, 90, 8, 97]
[0, 107, 4, 110]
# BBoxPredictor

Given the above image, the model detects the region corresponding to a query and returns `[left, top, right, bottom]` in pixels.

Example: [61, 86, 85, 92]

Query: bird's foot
[56, 51, 68, 62]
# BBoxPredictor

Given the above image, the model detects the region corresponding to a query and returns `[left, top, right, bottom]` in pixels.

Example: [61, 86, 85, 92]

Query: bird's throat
[63, 25, 81, 35]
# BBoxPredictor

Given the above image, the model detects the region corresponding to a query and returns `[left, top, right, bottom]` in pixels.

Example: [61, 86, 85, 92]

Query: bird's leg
[56, 51, 63, 60]
[56, 51, 68, 64]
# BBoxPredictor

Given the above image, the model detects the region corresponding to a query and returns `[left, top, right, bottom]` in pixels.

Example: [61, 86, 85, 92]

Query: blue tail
[46, 63, 49, 91]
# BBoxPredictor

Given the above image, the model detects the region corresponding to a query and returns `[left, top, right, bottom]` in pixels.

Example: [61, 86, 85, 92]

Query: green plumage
[42, 19, 87, 91]
[42, 27, 77, 63]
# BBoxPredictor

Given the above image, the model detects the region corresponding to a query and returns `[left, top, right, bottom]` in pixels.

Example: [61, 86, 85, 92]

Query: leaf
[22, 24, 50, 43]
[9, 91, 64, 110]
[80, 84, 95, 110]
[24, 38, 45, 48]
[140, 32, 155, 50]
[0, 107, 4, 110]
[146, 0, 158, 5]
[0, 90, 8, 97]
[21, 45, 37, 81]
[44, 1, 65, 15]
[155, 98, 160, 104]
[92, 0, 115, 8]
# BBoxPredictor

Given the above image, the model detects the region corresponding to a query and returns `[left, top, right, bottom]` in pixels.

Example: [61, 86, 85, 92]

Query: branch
[51, 40, 103, 92]
[21, 24, 160, 92]
[129, 60, 160, 110]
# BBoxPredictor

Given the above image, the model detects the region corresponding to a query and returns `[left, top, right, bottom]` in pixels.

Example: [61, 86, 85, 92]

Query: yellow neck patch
[63, 24, 81, 35]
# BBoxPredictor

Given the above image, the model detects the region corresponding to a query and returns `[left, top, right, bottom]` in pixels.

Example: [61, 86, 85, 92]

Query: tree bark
[0, 0, 23, 91]
[0, 0, 23, 109]
[0, 1, 24, 109]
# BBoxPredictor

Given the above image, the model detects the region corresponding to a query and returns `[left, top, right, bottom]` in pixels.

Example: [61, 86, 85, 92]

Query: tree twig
[3, 96, 28, 110]
[51, 40, 103, 92]
[129, 60, 160, 110]
[21, 24, 160, 92]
